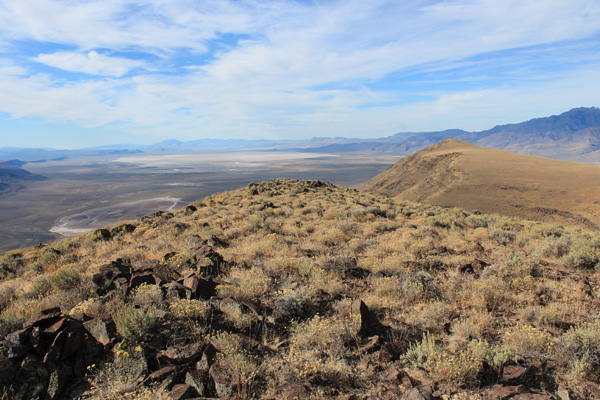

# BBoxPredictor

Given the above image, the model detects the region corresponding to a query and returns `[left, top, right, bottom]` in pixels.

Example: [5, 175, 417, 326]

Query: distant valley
[1, 106, 600, 253]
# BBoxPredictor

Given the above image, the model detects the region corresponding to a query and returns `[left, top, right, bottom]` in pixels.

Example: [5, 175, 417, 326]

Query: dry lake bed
[0, 150, 398, 253]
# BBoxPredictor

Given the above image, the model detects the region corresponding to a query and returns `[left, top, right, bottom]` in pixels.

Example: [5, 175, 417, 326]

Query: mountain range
[2, 107, 599, 163]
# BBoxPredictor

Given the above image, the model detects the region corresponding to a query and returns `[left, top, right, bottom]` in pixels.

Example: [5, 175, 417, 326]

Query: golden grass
[1, 178, 600, 398]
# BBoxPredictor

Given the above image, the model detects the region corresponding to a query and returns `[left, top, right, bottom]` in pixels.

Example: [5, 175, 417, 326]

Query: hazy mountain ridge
[0, 159, 47, 195]
[3, 107, 599, 163]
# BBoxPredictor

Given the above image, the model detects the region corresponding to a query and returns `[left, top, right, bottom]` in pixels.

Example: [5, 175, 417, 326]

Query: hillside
[0, 159, 46, 195]
[0, 179, 599, 399]
[361, 139, 600, 230]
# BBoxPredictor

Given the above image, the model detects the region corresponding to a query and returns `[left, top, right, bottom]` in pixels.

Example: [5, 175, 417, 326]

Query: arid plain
[0, 151, 397, 254]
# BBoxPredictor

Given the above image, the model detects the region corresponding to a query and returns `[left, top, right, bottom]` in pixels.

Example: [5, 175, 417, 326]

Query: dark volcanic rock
[5, 327, 33, 358]
[171, 384, 197, 400]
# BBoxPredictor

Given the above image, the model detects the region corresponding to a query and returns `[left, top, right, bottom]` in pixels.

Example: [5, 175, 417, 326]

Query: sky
[0, 0, 599, 149]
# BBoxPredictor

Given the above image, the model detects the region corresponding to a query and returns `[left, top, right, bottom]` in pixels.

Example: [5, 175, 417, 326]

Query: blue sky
[0, 0, 599, 149]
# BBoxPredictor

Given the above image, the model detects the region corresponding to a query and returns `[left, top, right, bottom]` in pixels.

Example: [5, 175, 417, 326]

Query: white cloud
[0, 0, 600, 144]
[34, 51, 146, 77]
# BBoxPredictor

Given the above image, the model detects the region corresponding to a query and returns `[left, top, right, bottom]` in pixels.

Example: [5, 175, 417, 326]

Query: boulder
[185, 370, 211, 397]
[349, 299, 385, 336]
[83, 319, 111, 346]
[91, 228, 111, 241]
[158, 341, 206, 365]
[401, 387, 434, 400]
[171, 384, 197, 400]
[127, 271, 162, 295]
[5, 327, 33, 358]
[196, 343, 218, 371]
[481, 385, 528, 400]
[210, 362, 234, 399]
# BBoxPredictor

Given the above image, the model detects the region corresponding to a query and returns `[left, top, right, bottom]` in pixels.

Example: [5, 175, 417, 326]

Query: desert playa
[114, 151, 339, 171]
[50, 197, 183, 236]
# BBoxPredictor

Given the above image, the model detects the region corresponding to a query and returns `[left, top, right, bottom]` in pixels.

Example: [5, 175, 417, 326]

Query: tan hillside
[1, 179, 600, 399]
[361, 139, 600, 230]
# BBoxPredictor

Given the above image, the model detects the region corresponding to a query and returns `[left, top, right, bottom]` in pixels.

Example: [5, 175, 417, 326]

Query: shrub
[502, 324, 554, 363]
[131, 284, 163, 308]
[216, 266, 271, 302]
[555, 322, 600, 381]
[87, 350, 150, 399]
[70, 298, 104, 318]
[221, 302, 252, 330]
[210, 332, 260, 398]
[50, 268, 81, 292]
[560, 246, 600, 269]
[169, 299, 207, 319]
[272, 289, 313, 322]
[404, 333, 480, 386]
[112, 304, 157, 342]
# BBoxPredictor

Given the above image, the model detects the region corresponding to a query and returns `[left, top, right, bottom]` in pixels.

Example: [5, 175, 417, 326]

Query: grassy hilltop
[361, 139, 600, 230]
[0, 179, 599, 399]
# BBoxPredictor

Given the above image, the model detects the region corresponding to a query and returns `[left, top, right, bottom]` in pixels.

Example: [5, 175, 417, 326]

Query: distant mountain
[0, 159, 47, 195]
[295, 107, 600, 162]
[361, 139, 600, 229]
[3, 107, 599, 161]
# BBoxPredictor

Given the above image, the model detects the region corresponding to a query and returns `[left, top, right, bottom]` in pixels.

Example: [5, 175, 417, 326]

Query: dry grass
[1, 179, 600, 398]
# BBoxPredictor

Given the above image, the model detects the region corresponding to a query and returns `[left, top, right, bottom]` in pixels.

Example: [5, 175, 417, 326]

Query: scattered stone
[379, 341, 409, 362]
[197, 343, 218, 371]
[46, 363, 73, 399]
[210, 362, 234, 399]
[185, 370, 211, 397]
[512, 394, 554, 400]
[159, 342, 206, 365]
[556, 385, 570, 400]
[147, 366, 176, 382]
[481, 384, 527, 400]
[128, 271, 161, 294]
[359, 335, 381, 352]
[43, 329, 67, 363]
[83, 319, 111, 346]
[582, 381, 600, 397]
[401, 387, 434, 400]
[5, 327, 33, 358]
[344, 265, 371, 279]
[349, 299, 385, 336]
[171, 383, 197, 400]
[501, 364, 530, 383]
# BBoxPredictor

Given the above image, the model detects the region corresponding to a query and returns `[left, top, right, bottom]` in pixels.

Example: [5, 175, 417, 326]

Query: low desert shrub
[131, 284, 163, 308]
[169, 299, 207, 319]
[404, 333, 480, 386]
[555, 322, 600, 381]
[112, 304, 157, 342]
[49, 267, 81, 291]
[210, 331, 261, 398]
[560, 246, 600, 270]
[502, 324, 554, 363]
[271, 289, 313, 322]
[221, 302, 252, 330]
[70, 298, 104, 318]
[87, 351, 149, 399]
[216, 266, 271, 302]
